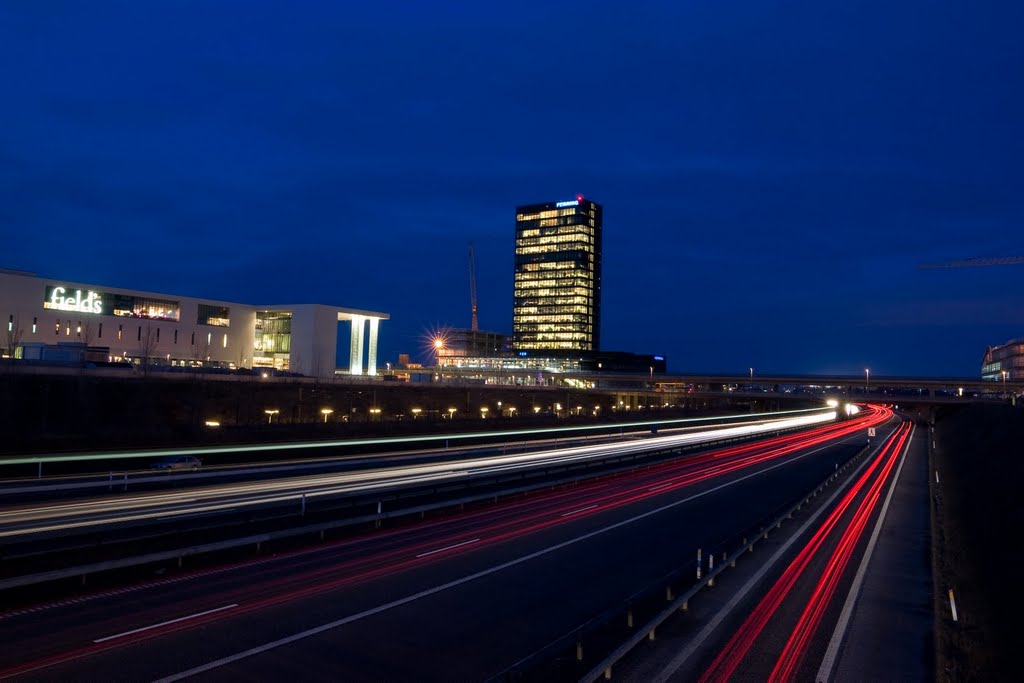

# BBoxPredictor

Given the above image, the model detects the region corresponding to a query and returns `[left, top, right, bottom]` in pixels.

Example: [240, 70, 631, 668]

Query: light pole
[749, 367, 753, 381]
[433, 338, 444, 369]
[1002, 370, 1008, 398]
[320, 408, 333, 423]
[865, 368, 870, 393]
[264, 408, 279, 424]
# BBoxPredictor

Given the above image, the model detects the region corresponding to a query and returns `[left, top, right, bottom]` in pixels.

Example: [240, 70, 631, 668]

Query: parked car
[151, 455, 202, 472]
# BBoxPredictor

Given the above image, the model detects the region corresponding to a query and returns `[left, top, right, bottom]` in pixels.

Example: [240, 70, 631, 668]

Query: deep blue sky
[2, 1, 1022, 376]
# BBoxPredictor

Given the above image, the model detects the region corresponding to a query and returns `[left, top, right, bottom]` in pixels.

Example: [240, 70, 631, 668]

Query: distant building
[513, 196, 602, 352]
[0, 268, 388, 378]
[437, 329, 511, 362]
[982, 339, 1024, 381]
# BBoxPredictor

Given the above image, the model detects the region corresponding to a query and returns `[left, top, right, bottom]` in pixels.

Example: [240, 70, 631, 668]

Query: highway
[0, 406, 891, 680]
[0, 409, 836, 541]
[609, 415, 924, 682]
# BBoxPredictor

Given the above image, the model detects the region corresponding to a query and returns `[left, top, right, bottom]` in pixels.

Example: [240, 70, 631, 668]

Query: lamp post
[264, 409, 279, 424]
[749, 367, 753, 381]
[433, 338, 444, 368]
[320, 408, 333, 423]
[1002, 370, 1008, 398]
[865, 368, 870, 393]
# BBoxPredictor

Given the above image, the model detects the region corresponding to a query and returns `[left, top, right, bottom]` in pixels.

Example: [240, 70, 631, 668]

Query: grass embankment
[933, 402, 1024, 681]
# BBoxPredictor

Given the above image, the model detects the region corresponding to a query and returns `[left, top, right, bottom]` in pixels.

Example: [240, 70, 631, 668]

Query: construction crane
[468, 241, 479, 332]
[919, 256, 1024, 269]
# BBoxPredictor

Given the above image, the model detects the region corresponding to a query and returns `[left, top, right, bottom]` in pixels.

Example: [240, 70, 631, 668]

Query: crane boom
[919, 256, 1024, 269]
[468, 241, 479, 332]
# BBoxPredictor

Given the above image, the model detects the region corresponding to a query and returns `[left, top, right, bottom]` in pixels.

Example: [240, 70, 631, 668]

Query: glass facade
[253, 310, 292, 370]
[197, 303, 230, 327]
[982, 339, 1024, 380]
[513, 198, 602, 352]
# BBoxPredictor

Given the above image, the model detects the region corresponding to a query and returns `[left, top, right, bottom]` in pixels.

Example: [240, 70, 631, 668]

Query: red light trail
[699, 420, 912, 683]
[0, 406, 892, 678]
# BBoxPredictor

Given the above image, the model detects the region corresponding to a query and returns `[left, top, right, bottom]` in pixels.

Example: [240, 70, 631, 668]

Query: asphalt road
[0, 411, 835, 541]
[0, 409, 887, 680]
[608, 416, 925, 682]
[825, 418, 932, 681]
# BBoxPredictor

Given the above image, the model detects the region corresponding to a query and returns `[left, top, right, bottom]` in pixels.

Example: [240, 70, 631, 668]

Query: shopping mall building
[0, 269, 388, 378]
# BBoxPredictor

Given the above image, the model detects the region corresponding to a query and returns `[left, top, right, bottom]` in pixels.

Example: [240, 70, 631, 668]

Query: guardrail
[568, 441, 875, 682]
[483, 435, 880, 681]
[0, 420, 821, 592]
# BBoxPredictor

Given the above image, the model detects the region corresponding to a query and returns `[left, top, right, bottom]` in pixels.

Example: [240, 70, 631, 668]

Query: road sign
[868, 427, 876, 437]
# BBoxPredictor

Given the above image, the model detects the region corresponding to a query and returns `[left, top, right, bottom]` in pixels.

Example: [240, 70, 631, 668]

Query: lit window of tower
[513, 195, 602, 352]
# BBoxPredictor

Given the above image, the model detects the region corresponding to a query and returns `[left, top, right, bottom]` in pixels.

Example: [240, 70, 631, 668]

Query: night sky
[2, 1, 1022, 377]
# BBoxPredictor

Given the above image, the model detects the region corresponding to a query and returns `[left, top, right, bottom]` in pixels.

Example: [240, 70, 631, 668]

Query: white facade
[0, 269, 388, 378]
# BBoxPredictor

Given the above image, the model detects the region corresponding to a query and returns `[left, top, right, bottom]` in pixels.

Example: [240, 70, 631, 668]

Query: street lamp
[1002, 370, 1008, 397]
[480, 406, 489, 418]
[264, 409, 279, 424]
[433, 337, 445, 368]
[864, 368, 870, 392]
[448, 407, 457, 419]
[320, 408, 334, 423]
[411, 407, 422, 419]
[749, 367, 754, 381]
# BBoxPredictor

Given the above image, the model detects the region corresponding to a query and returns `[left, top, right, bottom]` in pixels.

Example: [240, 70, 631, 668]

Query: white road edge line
[647, 422, 901, 683]
[415, 538, 481, 558]
[153, 429, 871, 683]
[93, 604, 239, 643]
[814, 425, 916, 682]
[561, 504, 598, 517]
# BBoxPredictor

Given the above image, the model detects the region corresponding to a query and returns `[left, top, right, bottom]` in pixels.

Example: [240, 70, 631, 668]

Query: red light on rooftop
[576, 194, 584, 201]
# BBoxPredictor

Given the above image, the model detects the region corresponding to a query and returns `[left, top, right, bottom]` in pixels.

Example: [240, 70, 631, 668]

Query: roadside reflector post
[680, 598, 688, 612]
[626, 607, 634, 628]
[576, 636, 583, 661]
[949, 589, 958, 622]
[604, 667, 612, 680]
[38, 461, 42, 479]
[666, 585, 674, 601]
[697, 548, 702, 580]
[648, 628, 656, 641]
[124, 472, 128, 491]
[708, 553, 715, 587]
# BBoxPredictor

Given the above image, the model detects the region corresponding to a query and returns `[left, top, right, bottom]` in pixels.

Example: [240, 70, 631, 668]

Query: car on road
[151, 455, 202, 472]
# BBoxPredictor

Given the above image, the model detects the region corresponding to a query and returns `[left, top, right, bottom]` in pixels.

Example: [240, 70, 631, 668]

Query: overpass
[397, 367, 1022, 406]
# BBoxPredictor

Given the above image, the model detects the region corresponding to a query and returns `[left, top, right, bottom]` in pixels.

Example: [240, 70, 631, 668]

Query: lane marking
[647, 424, 900, 683]
[815, 425, 916, 682]
[92, 604, 239, 643]
[154, 429, 876, 683]
[415, 538, 480, 558]
[560, 504, 598, 518]
[648, 482, 672, 492]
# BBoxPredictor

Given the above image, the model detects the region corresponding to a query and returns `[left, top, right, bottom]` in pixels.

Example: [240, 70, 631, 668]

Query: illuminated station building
[0, 269, 388, 378]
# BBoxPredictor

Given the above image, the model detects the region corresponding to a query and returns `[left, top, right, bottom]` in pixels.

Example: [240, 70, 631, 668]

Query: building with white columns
[0, 269, 388, 378]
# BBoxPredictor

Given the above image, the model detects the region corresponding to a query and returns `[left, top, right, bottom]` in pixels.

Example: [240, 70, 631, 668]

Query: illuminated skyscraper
[513, 196, 602, 352]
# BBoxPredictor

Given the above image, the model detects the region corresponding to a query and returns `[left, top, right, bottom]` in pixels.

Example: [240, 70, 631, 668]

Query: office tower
[513, 195, 602, 352]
